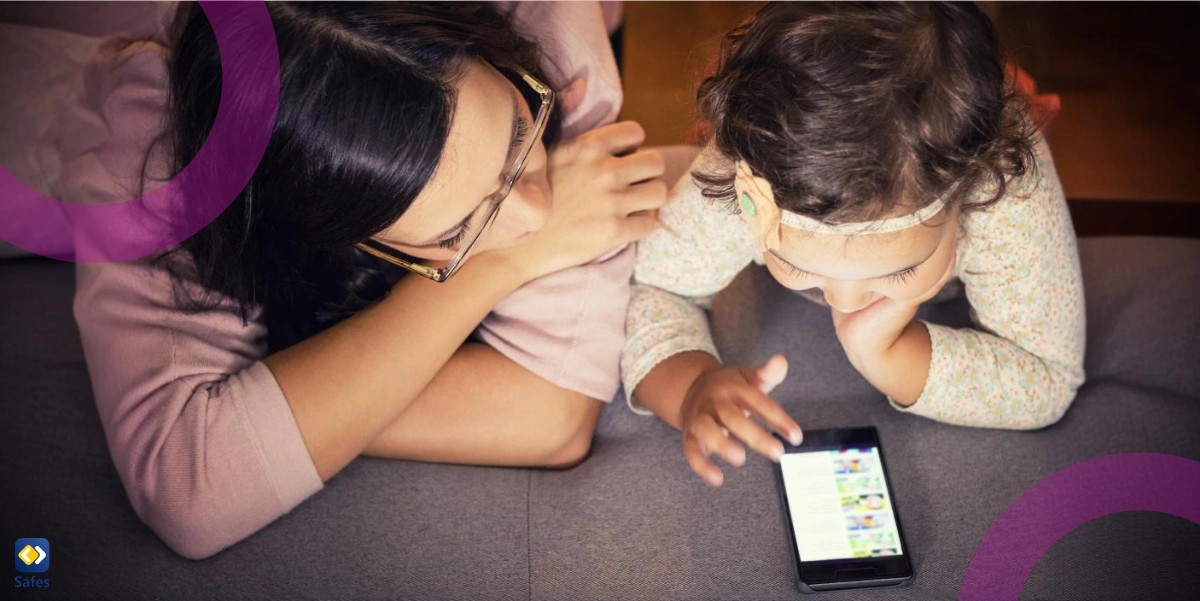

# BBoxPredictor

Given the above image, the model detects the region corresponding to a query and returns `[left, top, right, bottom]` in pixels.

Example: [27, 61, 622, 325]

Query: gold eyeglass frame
[355, 68, 554, 283]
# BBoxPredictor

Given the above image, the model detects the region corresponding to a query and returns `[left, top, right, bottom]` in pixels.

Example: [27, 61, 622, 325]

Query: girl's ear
[734, 160, 782, 253]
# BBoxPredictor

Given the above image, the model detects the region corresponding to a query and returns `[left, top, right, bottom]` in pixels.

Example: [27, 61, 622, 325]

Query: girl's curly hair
[694, 1, 1040, 224]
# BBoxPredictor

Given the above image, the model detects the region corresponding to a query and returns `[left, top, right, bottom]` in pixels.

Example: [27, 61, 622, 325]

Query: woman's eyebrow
[769, 241, 940, 280]
[413, 88, 521, 247]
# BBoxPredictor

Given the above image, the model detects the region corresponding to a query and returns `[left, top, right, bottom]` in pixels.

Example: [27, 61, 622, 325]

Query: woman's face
[373, 60, 551, 262]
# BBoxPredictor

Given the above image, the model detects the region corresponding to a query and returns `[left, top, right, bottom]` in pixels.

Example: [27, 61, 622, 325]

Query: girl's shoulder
[657, 145, 754, 241]
[634, 147, 759, 295]
[958, 137, 1072, 254]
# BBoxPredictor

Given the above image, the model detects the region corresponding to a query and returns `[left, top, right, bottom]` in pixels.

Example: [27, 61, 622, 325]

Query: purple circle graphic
[0, 1, 279, 263]
[959, 453, 1200, 600]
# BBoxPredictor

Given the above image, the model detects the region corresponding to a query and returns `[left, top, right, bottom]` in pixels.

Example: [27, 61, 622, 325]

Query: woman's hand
[678, 355, 803, 487]
[513, 121, 668, 279]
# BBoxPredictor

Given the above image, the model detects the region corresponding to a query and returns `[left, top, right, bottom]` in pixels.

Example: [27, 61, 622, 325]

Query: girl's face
[767, 215, 959, 313]
[737, 165, 959, 313]
[373, 60, 551, 262]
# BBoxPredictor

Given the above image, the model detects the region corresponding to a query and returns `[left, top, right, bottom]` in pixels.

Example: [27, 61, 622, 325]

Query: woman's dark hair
[694, 1, 1039, 225]
[157, 1, 561, 351]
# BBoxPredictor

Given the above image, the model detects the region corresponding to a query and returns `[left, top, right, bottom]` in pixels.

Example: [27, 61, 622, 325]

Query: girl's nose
[823, 280, 876, 313]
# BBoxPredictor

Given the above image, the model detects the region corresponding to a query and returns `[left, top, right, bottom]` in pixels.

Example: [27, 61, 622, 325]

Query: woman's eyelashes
[437, 115, 528, 251]
[438, 222, 471, 250]
[509, 116, 529, 153]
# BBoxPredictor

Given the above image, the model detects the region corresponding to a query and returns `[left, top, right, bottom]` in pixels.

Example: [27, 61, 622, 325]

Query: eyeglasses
[355, 68, 554, 282]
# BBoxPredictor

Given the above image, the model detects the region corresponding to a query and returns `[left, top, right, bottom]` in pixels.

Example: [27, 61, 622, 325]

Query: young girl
[622, 2, 1085, 486]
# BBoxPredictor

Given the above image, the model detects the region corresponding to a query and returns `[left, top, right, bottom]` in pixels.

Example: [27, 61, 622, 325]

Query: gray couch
[2, 236, 1198, 600]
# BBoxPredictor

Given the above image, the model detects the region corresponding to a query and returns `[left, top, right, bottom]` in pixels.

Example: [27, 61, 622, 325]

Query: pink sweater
[49, 2, 627, 559]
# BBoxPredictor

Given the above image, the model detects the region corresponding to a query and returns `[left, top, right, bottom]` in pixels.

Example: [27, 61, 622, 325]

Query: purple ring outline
[0, 1, 279, 262]
[959, 453, 1200, 600]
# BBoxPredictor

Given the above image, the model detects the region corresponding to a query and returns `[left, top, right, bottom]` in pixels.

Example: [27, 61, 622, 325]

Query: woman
[73, 1, 666, 559]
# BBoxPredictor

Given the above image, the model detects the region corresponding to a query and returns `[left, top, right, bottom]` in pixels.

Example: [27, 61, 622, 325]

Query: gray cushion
[2, 237, 1198, 600]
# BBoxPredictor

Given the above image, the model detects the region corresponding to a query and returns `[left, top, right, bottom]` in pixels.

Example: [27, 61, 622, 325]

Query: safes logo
[14, 539, 49, 589]
[14, 539, 47, 573]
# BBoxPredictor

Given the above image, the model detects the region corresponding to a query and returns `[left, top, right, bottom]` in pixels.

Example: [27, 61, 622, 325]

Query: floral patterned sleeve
[894, 138, 1087, 429]
[621, 149, 758, 414]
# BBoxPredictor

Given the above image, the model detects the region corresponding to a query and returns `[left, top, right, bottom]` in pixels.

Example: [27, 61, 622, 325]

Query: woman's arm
[362, 342, 601, 468]
[75, 122, 661, 560]
[275, 119, 665, 477]
[265, 250, 543, 481]
[361, 240, 638, 469]
[365, 147, 706, 464]
[74, 249, 536, 559]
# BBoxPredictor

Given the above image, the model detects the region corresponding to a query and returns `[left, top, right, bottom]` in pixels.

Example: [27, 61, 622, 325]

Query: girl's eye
[510, 116, 530, 153]
[777, 259, 813, 279]
[438, 223, 471, 250]
[886, 266, 918, 285]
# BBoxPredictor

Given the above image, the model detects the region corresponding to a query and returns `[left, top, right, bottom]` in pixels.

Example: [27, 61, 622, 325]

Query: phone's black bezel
[774, 426, 914, 592]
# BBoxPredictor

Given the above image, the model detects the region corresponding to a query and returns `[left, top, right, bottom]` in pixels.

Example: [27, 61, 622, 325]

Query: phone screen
[779, 446, 904, 562]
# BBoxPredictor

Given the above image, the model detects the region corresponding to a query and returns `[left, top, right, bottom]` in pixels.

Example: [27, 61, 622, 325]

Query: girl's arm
[891, 138, 1086, 429]
[622, 150, 802, 486]
[620, 148, 758, 417]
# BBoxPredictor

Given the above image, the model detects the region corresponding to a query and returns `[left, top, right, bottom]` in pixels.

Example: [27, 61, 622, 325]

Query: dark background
[618, 1, 1200, 238]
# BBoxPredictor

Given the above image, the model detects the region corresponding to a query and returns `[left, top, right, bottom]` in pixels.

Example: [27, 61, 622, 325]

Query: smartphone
[774, 427, 914, 593]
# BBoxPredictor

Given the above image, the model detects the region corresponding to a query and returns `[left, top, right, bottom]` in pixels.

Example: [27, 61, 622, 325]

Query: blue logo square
[15, 539, 49, 573]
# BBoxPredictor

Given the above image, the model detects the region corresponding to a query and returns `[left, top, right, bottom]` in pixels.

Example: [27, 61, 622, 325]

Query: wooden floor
[618, 2, 1200, 234]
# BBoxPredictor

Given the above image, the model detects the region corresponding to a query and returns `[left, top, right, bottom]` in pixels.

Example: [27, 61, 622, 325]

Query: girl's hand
[515, 121, 668, 279]
[831, 297, 923, 372]
[832, 250, 956, 387]
[678, 355, 803, 487]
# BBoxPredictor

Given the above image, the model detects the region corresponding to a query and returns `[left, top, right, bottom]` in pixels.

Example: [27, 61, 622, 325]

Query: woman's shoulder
[75, 253, 262, 342]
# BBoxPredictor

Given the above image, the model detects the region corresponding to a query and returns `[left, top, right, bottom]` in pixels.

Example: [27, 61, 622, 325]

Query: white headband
[778, 197, 947, 235]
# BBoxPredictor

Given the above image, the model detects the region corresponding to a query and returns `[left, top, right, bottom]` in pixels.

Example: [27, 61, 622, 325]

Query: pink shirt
[41, 2, 628, 559]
